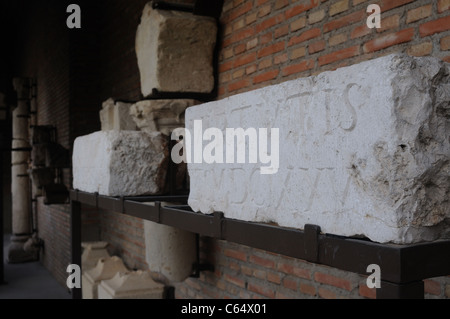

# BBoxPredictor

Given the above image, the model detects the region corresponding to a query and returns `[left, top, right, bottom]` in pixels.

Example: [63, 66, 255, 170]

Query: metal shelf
[69, 189, 450, 299]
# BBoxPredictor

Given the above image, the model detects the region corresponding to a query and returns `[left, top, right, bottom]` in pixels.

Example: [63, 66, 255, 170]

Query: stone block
[135, 3, 217, 96]
[144, 219, 197, 283]
[81, 241, 110, 273]
[186, 54, 450, 244]
[130, 99, 197, 135]
[82, 256, 128, 299]
[97, 270, 165, 299]
[100, 98, 137, 131]
[73, 131, 169, 196]
[12, 139, 30, 165]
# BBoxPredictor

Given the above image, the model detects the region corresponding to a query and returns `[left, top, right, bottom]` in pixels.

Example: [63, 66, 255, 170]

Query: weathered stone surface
[82, 256, 128, 299]
[100, 98, 137, 131]
[130, 99, 197, 136]
[135, 3, 217, 96]
[98, 270, 165, 299]
[81, 241, 110, 273]
[186, 54, 450, 244]
[12, 139, 30, 165]
[73, 131, 169, 196]
[144, 217, 196, 283]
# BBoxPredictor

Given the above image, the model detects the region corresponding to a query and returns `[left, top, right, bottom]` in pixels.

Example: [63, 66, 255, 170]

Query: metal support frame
[69, 190, 450, 299]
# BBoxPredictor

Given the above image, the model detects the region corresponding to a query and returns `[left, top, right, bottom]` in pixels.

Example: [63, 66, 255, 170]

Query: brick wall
[5, 0, 449, 298]
[218, 0, 450, 97]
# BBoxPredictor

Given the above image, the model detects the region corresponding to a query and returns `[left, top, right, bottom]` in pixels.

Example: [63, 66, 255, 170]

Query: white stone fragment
[186, 54, 450, 244]
[81, 241, 110, 273]
[135, 2, 217, 96]
[82, 256, 128, 299]
[98, 270, 165, 299]
[130, 99, 197, 135]
[100, 98, 137, 131]
[144, 217, 197, 283]
[73, 131, 169, 196]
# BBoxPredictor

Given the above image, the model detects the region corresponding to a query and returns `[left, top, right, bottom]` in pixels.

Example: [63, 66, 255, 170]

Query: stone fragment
[100, 98, 137, 131]
[130, 99, 197, 135]
[186, 53, 450, 244]
[81, 241, 110, 273]
[97, 270, 165, 299]
[82, 256, 128, 299]
[144, 218, 196, 283]
[135, 3, 217, 96]
[11, 164, 30, 235]
[73, 131, 169, 196]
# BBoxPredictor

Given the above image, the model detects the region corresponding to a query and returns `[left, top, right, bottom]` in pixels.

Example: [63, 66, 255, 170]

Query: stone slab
[82, 256, 128, 299]
[186, 54, 450, 244]
[100, 98, 137, 131]
[130, 99, 197, 136]
[144, 217, 196, 283]
[73, 131, 169, 196]
[97, 270, 165, 299]
[136, 3, 217, 96]
[81, 241, 110, 273]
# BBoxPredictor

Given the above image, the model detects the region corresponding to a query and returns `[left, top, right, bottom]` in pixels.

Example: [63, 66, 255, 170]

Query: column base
[7, 235, 40, 264]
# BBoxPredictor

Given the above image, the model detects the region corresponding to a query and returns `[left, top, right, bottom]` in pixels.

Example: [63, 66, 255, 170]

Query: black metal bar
[68, 190, 450, 297]
[193, 0, 224, 19]
[377, 280, 424, 299]
[70, 200, 82, 299]
[152, 1, 194, 13]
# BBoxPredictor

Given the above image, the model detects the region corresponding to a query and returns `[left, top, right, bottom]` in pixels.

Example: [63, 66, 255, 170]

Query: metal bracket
[214, 212, 224, 239]
[304, 224, 321, 263]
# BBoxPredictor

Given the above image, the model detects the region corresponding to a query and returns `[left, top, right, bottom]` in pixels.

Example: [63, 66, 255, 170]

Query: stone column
[8, 77, 38, 263]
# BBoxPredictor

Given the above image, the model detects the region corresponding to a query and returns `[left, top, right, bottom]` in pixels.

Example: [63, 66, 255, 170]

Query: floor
[0, 234, 71, 299]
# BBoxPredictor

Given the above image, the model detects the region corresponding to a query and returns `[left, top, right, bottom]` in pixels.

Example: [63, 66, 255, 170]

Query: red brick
[258, 41, 285, 58]
[300, 283, 316, 296]
[438, 0, 450, 13]
[419, 16, 450, 37]
[285, 0, 319, 19]
[359, 283, 376, 299]
[444, 56, 450, 63]
[351, 24, 372, 39]
[249, 254, 276, 269]
[224, 248, 248, 261]
[275, 0, 289, 10]
[257, 0, 270, 6]
[234, 43, 246, 54]
[380, 0, 414, 12]
[228, 78, 250, 92]
[318, 45, 359, 66]
[274, 25, 289, 38]
[260, 32, 273, 45]
[234, 52, 257, 67]
[406, 5, 432, 24]
[424, 279, 441, 296]
[255, 13, 285, 33]
[223, 27, 255, 48]
[318, 287, 337, 299]
[288, 28, 321, 46]
[363, 28, 414, 53]
[314, 272, 353, 291]
[309, 40, 326, 54]
[283, 278, 298, 290]
[267, 272, 282, 284]
[324, 10, 365, 33]
[224, 273, 246, 288]
[248, 283, 276, 298]
[441, 35, 450, 51]
[282, 59, 314, 76]
[253, 69, 279, 84]
[224, 1, 253, 23]
[274, 53, 288, 64]
[377, 14, 400, 33]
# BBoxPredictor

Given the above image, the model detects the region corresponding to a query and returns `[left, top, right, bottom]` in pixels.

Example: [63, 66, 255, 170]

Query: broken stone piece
[81, 241, 110, 273]
[130, 99, 197, 135]
[97, 270, 165, 299]
[186, 53, 450, 244]
[100, 98, 137, 131]
[82, 256, 128, 299]
[135, 2, 217, 96]
[73, 131, 169, 196]
[144, 219, 197, 283]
